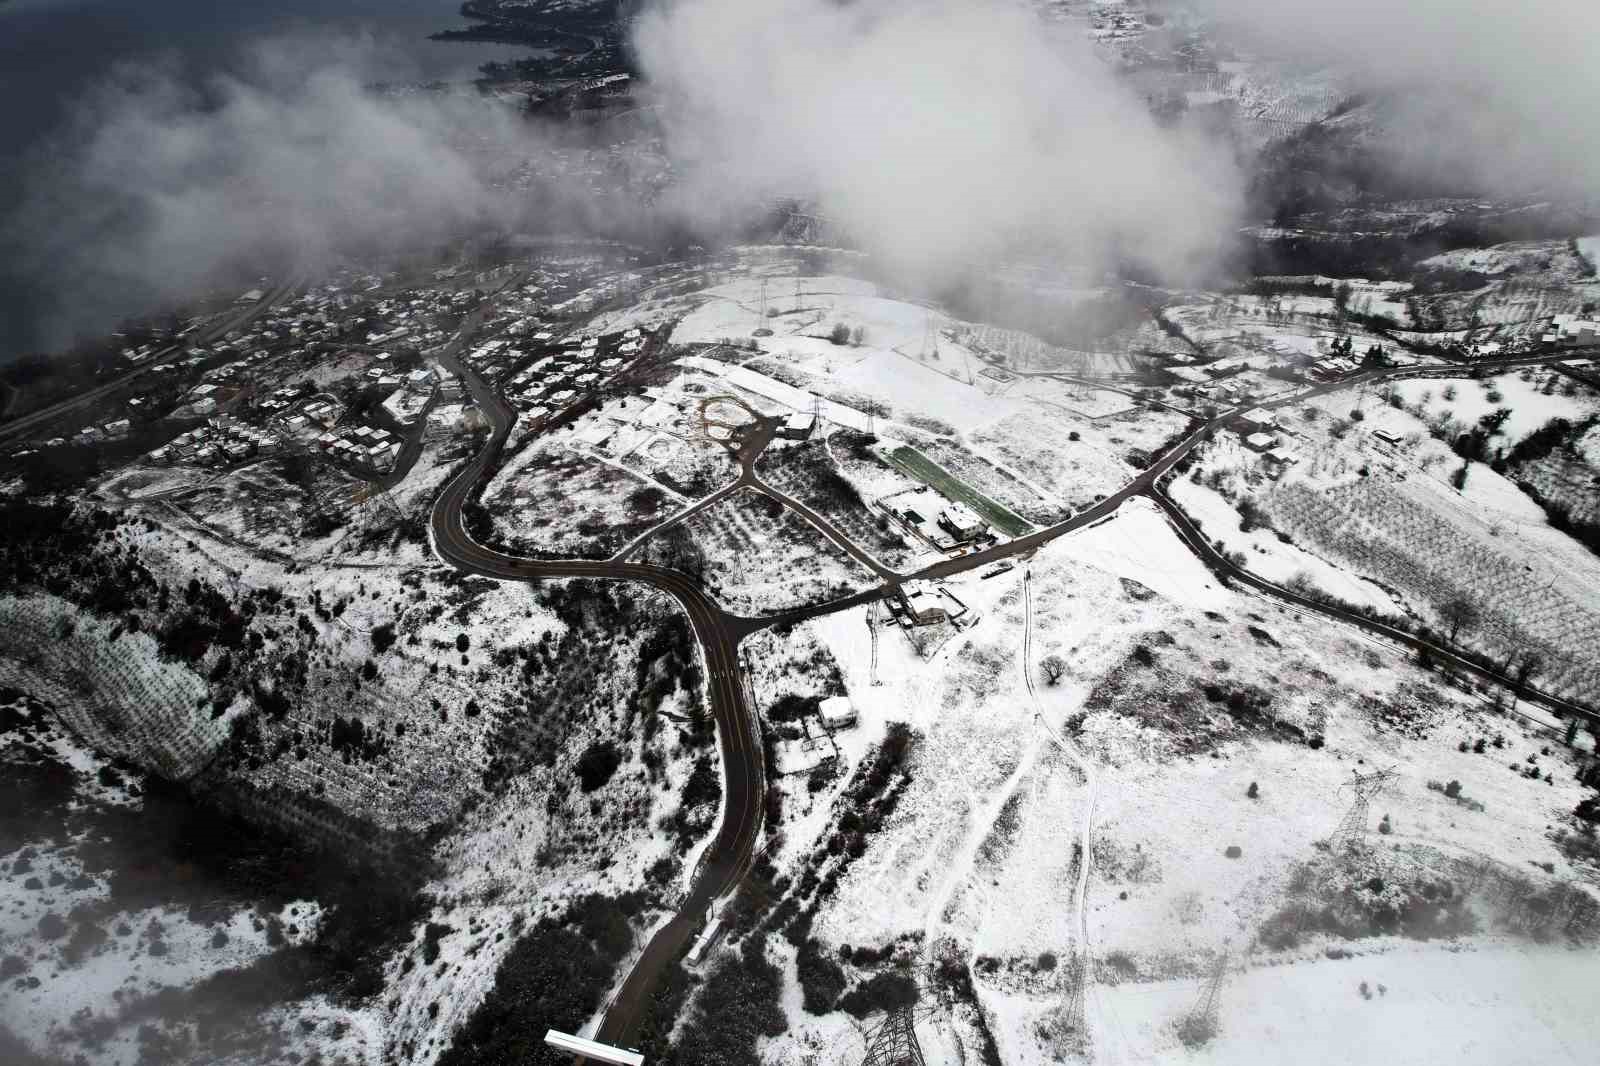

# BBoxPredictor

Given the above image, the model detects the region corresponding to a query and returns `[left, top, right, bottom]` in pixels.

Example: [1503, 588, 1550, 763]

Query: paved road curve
[426, 316, 1600, 1056]
[428, 326, 767, 1053]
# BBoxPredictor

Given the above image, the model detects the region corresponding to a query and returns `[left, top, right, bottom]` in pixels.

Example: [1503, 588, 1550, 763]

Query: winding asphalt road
[428, 326, 768, 1052]
[423, 308, 1600, 1055]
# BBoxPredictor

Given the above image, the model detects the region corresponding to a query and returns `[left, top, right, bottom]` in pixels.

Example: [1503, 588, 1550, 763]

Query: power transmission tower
[351, 480, 406, 527]
[866, 600, 882, 687]
[1056, 951, 1089, 1056]
[861, 1005, 926, 1066]
[1326, 767, 1399, 851]
[756, 279, 769, 328]
[1179, 949, 1230, 1046]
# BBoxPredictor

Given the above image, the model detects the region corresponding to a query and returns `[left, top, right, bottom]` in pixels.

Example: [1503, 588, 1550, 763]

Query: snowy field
[745, 499, 1600, 1066]
[1387, 369, 1599, 446]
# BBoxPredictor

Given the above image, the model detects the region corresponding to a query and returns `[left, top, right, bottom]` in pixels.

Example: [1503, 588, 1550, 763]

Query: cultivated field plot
[1266, 478, 1600, 703]
[1026, 382, 1139, 419]
[1096, 405, 1200, 464]
[971, 410, 1140, 511]
[922, 437, 1070, 526]
[482, 444, 667, 559]
[167, 464, 333, 554]
[758, 439, 921, 571]
[1515, 449, 1600, 526]
[681, 487, 877, 615]
[884, 443, 1036, 534]
[619, 430, 736, 500]
[1169, 475, 1397, 614]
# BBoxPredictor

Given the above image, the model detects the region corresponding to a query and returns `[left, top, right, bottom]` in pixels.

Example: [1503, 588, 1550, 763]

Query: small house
[819, 696, 857, 730]
[938, 502, 985, 540]
[900, 580, 948, 625]
[1243, 432, 1278, 453]
[781, 412, 816, 440]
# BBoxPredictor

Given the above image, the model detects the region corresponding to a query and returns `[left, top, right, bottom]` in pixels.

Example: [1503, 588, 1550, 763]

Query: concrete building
[900, 579, 949, 625]
[938, 502, 985, 540]
[1244, 431, 1278, 453]
[781, 411, 816, 440]
[819, 696, 857, 730]
[1237, 408, 1278, 434]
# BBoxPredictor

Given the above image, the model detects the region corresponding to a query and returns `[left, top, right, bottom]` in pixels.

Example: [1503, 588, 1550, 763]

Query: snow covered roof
[941, 502, 984, 530]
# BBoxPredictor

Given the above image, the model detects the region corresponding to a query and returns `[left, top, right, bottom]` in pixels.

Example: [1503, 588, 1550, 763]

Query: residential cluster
[497, 327, 650, 423]
[1545, 314, 1600, 348]
[316, 424, 403, 473]
[148, 417, 284, 467]
[1233, 408, 1300, 476]
[882, 488, 993, 551]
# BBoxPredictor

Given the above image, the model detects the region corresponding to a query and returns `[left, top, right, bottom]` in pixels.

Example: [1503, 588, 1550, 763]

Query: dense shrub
[796, 937, 847, 1014]
[575, 741, 624, 792]
[437, 895, 640, 1066]
[838, 970, 918, 1018]
[370, 623, 397, 654]
[666, 933, 787, 1064]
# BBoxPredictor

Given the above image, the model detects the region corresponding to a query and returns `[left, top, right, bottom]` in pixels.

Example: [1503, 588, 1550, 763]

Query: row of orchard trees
[1266, 480, 1600, 706]
[0, 593, 227, 780]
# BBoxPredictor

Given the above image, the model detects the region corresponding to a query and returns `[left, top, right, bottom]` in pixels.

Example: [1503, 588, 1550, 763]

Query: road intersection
[419, 324, 1600, 1053]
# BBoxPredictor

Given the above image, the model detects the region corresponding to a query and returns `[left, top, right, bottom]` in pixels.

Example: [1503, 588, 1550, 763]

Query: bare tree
[655, 523, 705, 583]
[1040, 654, 1067, 686]
[1509, 652, 1543, 712]
[1439, 596, 1480, 644]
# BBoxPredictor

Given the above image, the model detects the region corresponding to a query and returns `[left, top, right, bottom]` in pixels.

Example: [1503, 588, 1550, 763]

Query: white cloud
[633, 0, 1242, 287]
[1202, 0, 1600, 196]
[7, 38, 518, 345]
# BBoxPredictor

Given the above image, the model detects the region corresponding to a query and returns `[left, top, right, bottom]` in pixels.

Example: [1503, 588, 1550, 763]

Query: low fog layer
[16, 0, 1599, 357]
[5, 39, 520, 352]
[634, 0, 1242, 287]
[1204, 0, 1600, 197]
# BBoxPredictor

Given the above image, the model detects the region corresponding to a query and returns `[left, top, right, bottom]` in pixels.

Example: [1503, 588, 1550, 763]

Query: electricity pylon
[1327, 767, 1399, 850]
[1057, 951, 1089, 1056]
[861, 1005, 926, 1066]
[866, 600, 882, 686]
[1179, 948, 1230, 1046]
